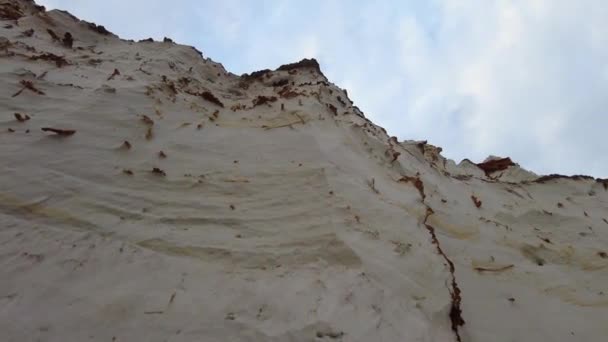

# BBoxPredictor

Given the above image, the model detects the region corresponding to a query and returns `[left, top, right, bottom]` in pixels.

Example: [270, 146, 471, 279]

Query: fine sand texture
[1, 1, 608, 341]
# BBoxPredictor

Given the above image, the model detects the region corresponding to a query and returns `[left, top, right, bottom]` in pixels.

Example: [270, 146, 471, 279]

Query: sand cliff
[1, 1, 608, 341]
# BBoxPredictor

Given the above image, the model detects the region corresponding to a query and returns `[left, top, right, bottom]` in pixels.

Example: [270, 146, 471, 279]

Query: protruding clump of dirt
[471, 195, 482, 208]
[277, 58, 322, 75]
[193, 91, 224, 107]
[1, 1, 45, 20]
[62, 32, 73, 48]
[86, 22, 111, 35]
[140, 115, 154, 126]
[476, 157, 515, 176]
[151, 168, 166, 176]
[272, 79, 289, 87]
[107, 68, 120, 80]
[277, 86, 302, 99]
[534, 174, 595, 183]
[120, 141, 131, 150]
[252, 95, 277, 107]
[327, 103, 337, 115]
[14, 113, 30, 122]
[30, 53, 69, 67]
[239, 69, 272, 88]
[46, 29, 60, 42]
[0, 2, 24, 20]
[41, 127, 76, 136]
[21, 28, 35, 37]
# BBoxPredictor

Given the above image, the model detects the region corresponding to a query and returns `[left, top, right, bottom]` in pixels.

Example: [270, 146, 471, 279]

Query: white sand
[1, 1, 608, 341]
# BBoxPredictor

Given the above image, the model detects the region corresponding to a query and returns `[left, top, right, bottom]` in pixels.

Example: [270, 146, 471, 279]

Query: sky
[38, 0, 608, 177]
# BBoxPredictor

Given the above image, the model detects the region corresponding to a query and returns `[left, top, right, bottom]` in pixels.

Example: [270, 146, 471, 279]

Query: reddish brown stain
[12, 80, 45, 97]
[398, 176, 425, 200]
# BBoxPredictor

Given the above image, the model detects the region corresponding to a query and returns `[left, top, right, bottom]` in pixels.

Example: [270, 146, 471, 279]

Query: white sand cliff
[1, 1, 608, 341]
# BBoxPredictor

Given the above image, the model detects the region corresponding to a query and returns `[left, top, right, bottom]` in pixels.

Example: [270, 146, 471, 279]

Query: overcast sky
[39, 0, 608, 177]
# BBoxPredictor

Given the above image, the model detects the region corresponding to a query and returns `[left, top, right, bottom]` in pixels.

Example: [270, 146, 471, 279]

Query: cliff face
[1, 1, 608, 341]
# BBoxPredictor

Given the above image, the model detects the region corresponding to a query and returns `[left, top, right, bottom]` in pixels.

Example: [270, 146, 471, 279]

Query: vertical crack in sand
[402, 176, 465, 341]
[423, 206, 465, 342]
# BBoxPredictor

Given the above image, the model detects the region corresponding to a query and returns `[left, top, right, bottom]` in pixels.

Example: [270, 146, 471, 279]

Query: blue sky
[39, 0, 608, 177]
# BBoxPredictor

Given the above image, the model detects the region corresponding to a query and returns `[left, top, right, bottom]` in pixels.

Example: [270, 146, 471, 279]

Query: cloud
[37, 0, 608, 176]
[387, 0, 608, 176]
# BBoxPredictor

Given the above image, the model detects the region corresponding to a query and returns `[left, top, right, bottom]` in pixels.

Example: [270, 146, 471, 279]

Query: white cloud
[386, 0, 608, 176]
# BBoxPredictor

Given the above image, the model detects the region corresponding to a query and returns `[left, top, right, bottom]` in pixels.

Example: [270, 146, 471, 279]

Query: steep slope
[1, 1, 608, 341]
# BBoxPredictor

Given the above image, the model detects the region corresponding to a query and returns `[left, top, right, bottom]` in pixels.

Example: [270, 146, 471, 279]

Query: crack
[423, 207, 465, 342]
[399, 175, 465, 341]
